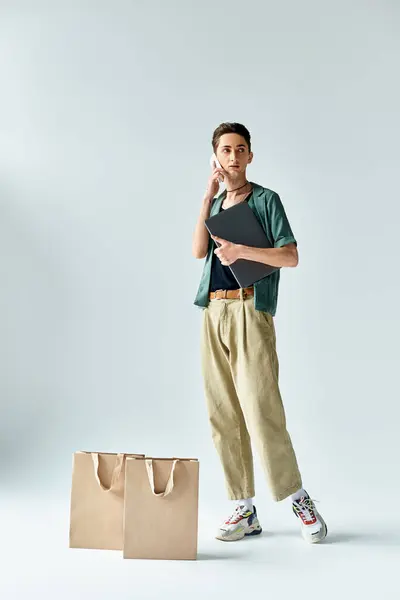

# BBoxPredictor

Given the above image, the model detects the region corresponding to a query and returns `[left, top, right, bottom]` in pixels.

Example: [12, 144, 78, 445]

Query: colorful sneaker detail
[216, 504, 262, 542]
[292, 491, 328, 543]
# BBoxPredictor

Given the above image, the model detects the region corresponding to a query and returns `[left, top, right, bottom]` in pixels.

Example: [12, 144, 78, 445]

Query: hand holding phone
[203, 154, 225, 203]
[210, 153, 224, 182]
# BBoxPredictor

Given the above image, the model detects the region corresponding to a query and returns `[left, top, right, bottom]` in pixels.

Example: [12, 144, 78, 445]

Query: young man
[192, 122, 327, 544]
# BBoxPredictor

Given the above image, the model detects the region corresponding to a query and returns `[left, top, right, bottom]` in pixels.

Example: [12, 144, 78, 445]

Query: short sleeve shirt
[194, 183, 297, 316]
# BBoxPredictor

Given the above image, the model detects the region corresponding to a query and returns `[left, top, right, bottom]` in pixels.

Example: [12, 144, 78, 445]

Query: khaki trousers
[200, 291, 302, 502]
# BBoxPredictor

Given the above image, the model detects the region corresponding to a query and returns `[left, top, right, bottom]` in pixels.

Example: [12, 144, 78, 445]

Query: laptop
[205, 201, 279, 289]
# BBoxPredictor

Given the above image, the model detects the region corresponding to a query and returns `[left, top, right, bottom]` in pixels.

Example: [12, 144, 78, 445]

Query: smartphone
[210, 153, 224, 182]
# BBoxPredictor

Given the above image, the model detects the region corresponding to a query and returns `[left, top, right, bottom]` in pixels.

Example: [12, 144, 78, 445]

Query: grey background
[1, 1, 399, 598]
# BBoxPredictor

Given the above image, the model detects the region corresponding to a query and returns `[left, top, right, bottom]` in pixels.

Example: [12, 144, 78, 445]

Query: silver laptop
[205, 201, 279, 289]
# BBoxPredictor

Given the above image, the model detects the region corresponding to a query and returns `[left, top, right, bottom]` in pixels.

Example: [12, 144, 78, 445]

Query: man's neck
[226, 173, 247, 189]
[222, 181, 252, 208]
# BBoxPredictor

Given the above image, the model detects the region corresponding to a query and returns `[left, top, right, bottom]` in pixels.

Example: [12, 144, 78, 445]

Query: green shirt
[193, 182, 297, 316]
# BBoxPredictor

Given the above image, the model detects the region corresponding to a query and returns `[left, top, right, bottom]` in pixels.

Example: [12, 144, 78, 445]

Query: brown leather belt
[209, 286, 254, 300]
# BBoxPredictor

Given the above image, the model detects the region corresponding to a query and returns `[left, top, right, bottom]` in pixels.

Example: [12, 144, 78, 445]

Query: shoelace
[294, 496, 319, 522]
[224, 504, 248, 525]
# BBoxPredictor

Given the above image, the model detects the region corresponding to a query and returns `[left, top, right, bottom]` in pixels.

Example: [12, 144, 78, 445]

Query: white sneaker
[216, 504, 262, 542]
[292, 491, 328, 543]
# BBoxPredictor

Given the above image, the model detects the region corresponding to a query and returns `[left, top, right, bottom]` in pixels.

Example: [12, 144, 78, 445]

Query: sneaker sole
[216, 527, 263, 542]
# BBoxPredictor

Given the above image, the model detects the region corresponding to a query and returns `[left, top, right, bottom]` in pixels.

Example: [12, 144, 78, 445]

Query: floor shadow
[198, 529, 400, 558]
[321, 531, 400, 546]
[267, 529, 400, 546]
[265, 530, 298, 538]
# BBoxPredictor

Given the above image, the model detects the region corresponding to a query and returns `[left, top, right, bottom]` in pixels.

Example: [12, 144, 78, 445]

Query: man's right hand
[204, 161, 225, 203]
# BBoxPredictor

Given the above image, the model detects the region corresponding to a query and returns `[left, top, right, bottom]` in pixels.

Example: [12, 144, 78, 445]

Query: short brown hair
[212, 122, 251, 153]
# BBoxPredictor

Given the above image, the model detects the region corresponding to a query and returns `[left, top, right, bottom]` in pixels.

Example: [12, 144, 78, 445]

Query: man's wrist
[238, 244, 249, 260]
[200, 198, 212, 216]
[202, 195, 213, 206]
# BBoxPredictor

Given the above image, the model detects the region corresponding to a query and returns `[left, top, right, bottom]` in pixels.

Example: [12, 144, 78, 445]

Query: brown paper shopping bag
[69, 451, 143, 550]
[123, 457, 199, 560]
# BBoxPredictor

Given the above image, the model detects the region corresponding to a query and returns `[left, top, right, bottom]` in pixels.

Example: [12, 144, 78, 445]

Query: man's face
[215, 133, 253, 177]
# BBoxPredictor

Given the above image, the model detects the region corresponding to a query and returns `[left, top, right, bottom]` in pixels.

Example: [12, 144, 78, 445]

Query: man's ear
[248, 152, 254, 165]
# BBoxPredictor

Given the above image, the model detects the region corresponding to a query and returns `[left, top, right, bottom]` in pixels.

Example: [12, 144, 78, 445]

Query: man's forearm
[238, 244, 298, 268]
[192, 199, 212, 258]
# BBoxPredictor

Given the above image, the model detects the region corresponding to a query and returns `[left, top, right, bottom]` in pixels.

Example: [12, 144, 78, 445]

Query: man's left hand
[211, 235, 242, 266]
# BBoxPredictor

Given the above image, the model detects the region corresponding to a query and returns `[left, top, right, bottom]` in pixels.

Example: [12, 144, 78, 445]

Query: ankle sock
[291, 488, 308, 503]
[236, 497, 253, 511]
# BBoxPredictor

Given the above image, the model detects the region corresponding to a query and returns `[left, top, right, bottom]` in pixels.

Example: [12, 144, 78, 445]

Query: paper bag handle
[145, 459, 179, 498]
[91, 453, 125, 492]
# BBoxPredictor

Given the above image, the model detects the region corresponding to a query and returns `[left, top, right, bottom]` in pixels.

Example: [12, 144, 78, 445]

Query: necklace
[226, 181, 249, 193]
[222, 185, 253, 210]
